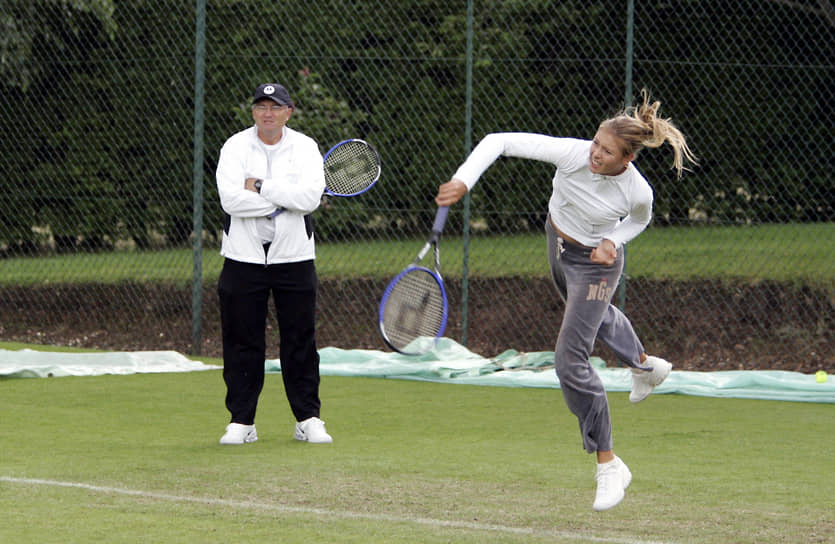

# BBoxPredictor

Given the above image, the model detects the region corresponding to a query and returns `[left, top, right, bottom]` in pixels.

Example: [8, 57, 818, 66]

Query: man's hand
[244, 177, 261, 193]
[590, 239, 617, 265]
[435, 178, 468, 207]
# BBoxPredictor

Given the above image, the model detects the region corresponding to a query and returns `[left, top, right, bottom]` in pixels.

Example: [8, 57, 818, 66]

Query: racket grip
[432, 206, 450, 235]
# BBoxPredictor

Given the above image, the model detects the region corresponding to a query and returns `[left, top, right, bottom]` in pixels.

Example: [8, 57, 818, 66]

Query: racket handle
[431, 206, 450, 236]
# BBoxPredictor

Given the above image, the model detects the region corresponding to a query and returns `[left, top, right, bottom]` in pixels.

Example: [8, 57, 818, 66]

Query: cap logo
[263, 85, 275, 95]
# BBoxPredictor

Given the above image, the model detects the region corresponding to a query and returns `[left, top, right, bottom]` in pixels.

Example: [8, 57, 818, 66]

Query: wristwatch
[254, 179, 263, 193]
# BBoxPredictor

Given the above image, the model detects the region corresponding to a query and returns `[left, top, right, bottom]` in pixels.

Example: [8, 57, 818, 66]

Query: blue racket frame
[378, 265, 449, 355]
[267, 138, 380, 219]
[378, 207, 450, 355]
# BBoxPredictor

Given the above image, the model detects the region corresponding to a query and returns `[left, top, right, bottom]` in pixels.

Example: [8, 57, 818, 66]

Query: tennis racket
[268, 138, 381, 218]
[378, 206, 450, 355]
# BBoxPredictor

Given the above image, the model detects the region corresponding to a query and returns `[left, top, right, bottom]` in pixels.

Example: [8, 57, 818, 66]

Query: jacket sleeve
[260, 135, 325, 214]
[452, 133, 581, 190]
[216, 136, 278, 218]
[605, 180, 654, 249]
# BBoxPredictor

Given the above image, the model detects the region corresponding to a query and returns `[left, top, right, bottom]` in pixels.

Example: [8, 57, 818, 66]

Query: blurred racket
[268, 138, 381, 218]
[378, 206, 450, 355]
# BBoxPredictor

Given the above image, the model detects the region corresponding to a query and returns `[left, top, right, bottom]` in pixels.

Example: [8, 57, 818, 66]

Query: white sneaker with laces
[593, 456, 632, 511]
[630, 356, 672, 403]
[219, 423, 258, 445]
[294, 417, 333, 444]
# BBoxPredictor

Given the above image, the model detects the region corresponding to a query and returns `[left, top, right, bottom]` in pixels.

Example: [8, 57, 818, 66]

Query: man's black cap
[252, 83, 293, 107]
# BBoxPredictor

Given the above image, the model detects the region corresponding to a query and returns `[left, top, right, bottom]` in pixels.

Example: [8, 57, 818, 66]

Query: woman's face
[589, 128, 633, 176]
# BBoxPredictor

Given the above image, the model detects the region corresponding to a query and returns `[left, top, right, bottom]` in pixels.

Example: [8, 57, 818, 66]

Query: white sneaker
[593, 456, 632, 511]
[294, 417, 333, 444]
[219, 423, 258, 445]
[630, 356, 672, 403]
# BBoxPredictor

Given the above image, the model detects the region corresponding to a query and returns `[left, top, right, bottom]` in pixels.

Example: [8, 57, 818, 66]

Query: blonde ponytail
[600, 89, 698, 178]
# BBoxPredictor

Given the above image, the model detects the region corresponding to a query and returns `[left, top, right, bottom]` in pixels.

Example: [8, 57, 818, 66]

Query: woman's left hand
[590, 239, 617, 265]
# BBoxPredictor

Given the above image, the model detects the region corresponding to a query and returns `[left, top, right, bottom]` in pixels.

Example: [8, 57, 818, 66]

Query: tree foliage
[0, 0, 831, 254]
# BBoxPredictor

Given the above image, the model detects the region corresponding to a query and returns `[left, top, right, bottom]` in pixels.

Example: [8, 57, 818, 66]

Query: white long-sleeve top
[216, 125, 325, 264]
[452, 133, 654, 249]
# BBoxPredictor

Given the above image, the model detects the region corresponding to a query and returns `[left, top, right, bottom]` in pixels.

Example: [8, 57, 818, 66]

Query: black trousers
[218, 257, 320, 425]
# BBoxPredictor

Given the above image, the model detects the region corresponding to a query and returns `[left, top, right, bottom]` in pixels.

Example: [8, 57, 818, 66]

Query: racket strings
[324, 141, 379, 195]
[381, 269, 446, 351]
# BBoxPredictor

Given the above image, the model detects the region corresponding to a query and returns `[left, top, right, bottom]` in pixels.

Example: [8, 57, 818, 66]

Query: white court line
[1, 475, 673, 544]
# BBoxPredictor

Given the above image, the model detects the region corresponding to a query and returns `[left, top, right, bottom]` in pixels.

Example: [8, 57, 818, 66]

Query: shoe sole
[629, 377, 654, 403]
[294, 433, 333, 444]
[220, 431, 257, 445]
[630, 361, 672, 403]
[219, 439, 257, 445]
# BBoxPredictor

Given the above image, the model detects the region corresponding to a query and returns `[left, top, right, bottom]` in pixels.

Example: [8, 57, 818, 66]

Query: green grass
[627, 223, 835, 285]
[1, 223, 832, 289]
[1, 346, 834, 543]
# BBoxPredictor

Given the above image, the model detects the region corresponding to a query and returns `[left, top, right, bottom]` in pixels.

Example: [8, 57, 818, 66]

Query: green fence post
[191, 0, 207, 355]
[618, 0, 635, 313]
[460, 0, 475, 347]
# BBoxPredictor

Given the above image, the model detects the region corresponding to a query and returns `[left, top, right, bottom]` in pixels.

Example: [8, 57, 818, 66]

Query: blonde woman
[436, 90, 696, 511]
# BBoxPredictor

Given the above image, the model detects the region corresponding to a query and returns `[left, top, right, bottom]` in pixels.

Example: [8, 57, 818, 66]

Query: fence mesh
[1, 0, 832, 371]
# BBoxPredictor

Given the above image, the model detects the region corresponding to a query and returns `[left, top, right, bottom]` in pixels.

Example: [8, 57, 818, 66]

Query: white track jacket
[216, 125, 325, 265]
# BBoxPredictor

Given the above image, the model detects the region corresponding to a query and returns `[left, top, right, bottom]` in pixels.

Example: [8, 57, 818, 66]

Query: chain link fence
[1, 0, 832, 371]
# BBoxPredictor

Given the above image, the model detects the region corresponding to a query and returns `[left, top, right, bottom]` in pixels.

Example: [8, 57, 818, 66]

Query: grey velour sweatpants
[545, 218, 645, 453]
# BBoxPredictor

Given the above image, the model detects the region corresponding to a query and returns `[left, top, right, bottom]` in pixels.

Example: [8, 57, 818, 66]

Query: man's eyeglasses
[253, 104, 288, 113]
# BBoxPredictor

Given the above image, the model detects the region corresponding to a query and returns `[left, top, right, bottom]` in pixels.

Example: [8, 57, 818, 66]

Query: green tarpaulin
[2, 339, 832, 404]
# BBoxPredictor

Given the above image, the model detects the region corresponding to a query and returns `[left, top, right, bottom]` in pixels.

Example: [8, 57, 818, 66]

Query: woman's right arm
[449, 132, 576, 190]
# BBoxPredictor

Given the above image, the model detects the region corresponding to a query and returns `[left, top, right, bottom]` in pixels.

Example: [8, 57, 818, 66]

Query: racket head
[378, 265, 448, 356]
[322, 139, 381, 197]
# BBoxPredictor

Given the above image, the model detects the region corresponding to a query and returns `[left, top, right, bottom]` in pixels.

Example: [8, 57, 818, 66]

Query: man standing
[215, 82, 332, 445]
